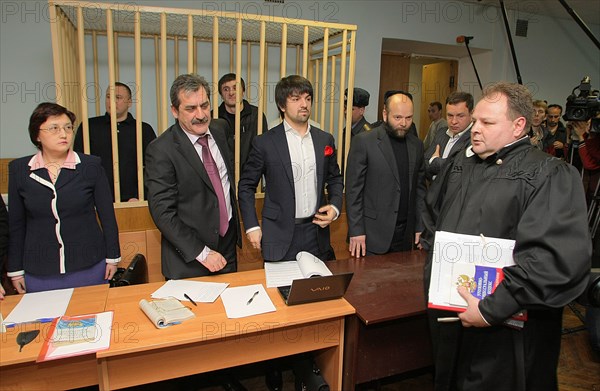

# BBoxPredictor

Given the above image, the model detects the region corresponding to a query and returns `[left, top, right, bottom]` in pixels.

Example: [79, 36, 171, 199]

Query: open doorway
[378, 38, 486, 139]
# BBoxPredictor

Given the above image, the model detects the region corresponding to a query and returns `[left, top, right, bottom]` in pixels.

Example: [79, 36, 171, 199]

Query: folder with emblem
[277, 272, 354, 306]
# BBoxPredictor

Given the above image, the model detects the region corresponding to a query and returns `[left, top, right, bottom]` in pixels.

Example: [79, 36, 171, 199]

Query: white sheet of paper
[220, 284, 276, 319]
[3, 288, 74, 326]
[428, 231, 516, 308]
[264, 261, 304, 288]
[151, 280, 229, 303]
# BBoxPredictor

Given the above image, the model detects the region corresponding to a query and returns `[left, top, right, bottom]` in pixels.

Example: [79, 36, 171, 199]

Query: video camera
[564, 76, 600, 133]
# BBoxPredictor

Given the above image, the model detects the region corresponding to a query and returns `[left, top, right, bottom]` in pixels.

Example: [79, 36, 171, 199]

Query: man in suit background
[145, 74, 241, 280]
[345, 90, 427, 257]
[238, 75, 343, 262]
[422, 101, 448, 151]
[216, 73, 268, 175]
[424, 92, 474, 181]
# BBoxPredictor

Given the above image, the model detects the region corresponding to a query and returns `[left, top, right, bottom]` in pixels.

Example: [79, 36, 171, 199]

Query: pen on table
[183, 293, 197, 306]
[5, 318, 56, 328]
[246, 291, 259, 305]
[437, 317, 460, 323]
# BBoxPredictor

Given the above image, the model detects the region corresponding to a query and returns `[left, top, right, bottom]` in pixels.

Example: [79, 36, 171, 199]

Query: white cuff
[105, 257, 121, 265]
[245, 226, 261, 234]
[477, 306, 491, 326]
[7, 270, 24, 278]
[331, 205, 340, 220]
[196, 246, 211, 263]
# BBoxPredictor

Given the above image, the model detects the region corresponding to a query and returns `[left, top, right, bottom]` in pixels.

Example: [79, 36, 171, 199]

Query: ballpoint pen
[5, 318, 56, 328]
[246, 291, 259, 305]
[184, 293, 197, 306]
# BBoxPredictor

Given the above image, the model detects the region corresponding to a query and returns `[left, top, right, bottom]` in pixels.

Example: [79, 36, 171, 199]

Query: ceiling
[459, 0, 600, 25]
[382, 0, 598, 62]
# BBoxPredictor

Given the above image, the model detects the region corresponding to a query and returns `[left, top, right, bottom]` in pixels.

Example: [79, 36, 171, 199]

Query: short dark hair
[28, 102, 76, 150]
[275, 75, 313, 116]
[429, 101, 442, 111]
[446, 91, 474, 112]
[170, 74, 210, 109]
[218, 73, 246, 95]
[548, 104, 563, 113]
[108, 82, 132, 99]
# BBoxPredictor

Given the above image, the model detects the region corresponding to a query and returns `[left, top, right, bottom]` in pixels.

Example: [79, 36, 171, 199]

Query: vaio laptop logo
[310, 286, 331, 292]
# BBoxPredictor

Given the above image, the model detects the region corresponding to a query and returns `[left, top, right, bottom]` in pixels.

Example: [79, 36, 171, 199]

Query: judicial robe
[421, 137, 591, 391]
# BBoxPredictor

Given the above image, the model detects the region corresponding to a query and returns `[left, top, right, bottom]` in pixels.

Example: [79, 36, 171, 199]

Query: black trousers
[281, 221, 330, 261]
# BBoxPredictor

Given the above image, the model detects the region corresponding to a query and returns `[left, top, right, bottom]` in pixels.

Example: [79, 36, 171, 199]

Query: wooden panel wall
[0, 158, 11, 194]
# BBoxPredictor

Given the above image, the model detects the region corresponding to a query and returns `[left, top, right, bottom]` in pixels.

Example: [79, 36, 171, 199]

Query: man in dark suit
[424, 92, 474, 181]
[345, 90, 427, 257]
[238, 75, 343, 262]
[145, 74, 241, 280]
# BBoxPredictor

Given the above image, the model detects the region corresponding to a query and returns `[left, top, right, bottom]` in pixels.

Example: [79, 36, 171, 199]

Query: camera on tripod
[564, 76, 600, 133]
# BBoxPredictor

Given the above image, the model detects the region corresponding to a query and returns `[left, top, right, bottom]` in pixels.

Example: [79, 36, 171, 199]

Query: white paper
[151, 280, 229, 303]
[220, 284, 276, 319]
[41, 311, 113, 361]
[264, 252, 332, 288]
[296, 251, 333, 278]
[428, 231, 516, 308]
[3, 288, 74, 326]
[264, 261, 304, 288]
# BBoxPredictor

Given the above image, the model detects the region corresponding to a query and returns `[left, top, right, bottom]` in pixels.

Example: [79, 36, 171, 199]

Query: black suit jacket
[145, 119, 241, 279]
[345, 125, 426, 253]
[238, 123, 344, 261]
[424, 127, 471, 180]
[0, 196, 7, 264]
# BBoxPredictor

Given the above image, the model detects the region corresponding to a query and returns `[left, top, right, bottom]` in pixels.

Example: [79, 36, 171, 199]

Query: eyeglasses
[40, 124, 75, 134]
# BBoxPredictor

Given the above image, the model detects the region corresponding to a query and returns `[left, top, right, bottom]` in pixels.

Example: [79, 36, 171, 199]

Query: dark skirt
[25, 260, 108, 293]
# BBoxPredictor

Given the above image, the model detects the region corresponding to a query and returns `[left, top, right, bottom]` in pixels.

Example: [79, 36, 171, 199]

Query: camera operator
[571, 118, 600, 205]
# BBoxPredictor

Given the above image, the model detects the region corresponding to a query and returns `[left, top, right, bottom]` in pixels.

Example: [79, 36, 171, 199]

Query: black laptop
[277, 273, 354, 306]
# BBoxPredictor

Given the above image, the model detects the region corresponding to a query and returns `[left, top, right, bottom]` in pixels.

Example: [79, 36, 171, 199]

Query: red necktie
[197, 136, 229, 236]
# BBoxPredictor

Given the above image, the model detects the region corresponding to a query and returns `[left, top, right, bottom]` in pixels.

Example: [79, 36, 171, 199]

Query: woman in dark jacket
[7, 102, 120, 293]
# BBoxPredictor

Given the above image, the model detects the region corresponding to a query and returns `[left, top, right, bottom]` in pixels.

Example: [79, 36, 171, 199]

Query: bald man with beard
[345, 90, 426, 257]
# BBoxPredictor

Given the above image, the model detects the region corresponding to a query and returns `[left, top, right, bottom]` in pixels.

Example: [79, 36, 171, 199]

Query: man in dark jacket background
[217, 73, 268, 176]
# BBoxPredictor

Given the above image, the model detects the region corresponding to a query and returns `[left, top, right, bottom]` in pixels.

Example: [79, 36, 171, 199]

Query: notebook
[277, 273, 354, 306]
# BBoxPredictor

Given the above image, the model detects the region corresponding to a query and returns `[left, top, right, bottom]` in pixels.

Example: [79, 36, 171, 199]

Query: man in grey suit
[238, 75, 343, 262]
[345, 90, 427, 257]
[145, 74, 241, 280]
[424, 92, 474, 181]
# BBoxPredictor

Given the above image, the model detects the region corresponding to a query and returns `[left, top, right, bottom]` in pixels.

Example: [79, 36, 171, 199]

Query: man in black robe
[421, 82, 591, 390]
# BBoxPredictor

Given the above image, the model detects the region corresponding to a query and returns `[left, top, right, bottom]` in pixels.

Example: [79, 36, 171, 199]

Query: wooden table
[98, 269, 355, 390]
[328, 251, 433, 390]
[0, 284, 110, 390]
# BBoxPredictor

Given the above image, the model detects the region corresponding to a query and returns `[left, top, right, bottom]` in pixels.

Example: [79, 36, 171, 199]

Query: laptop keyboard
[278, 285, 292, 301]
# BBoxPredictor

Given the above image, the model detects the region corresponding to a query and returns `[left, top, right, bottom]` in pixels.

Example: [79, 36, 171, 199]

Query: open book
[139, 298, 195, 329]
[264, 251, 333, 288]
